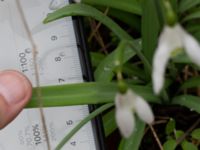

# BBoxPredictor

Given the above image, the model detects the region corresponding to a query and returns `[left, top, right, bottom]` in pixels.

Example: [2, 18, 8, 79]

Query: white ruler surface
[0, 0, 97, 150]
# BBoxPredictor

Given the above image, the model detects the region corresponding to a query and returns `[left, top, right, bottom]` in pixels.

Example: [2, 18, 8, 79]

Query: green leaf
[169, 0, 178, 13]
[82, 0, 142, 15]
[179, 0, 200, 13]
[181, 141, 198, 150]
[187, 24, 200, 33]
[163, 139, 177, 150]
[165, 118, 176, 135]
[44, 4, 151, 80]
[27, 82, 160, 108]
[191, 128, 200, 140]
[103, 109, 117, 137]
[172, 95, 200, 113]
[193, 30, 200, 42]
[104, 8, 141, 31]
[181, 77, 200, 89]
[175, 130, 184, 139]
[113, 41, 127, 73]
[94, 41, 138, 81]
[90, 52, 105, 67]
[118, 118, 145, 150]
[55, 103, 114, 150]
[129, 41, 152, 78]
[27, 82, 116, 108]
[142, 0, 159, 63]
[44, 4, 131, 40]
[123, 63, 146, 81]
[129, 85, 160, 103]
[183, 10, 200, 22]
[172, 52, 192, 64]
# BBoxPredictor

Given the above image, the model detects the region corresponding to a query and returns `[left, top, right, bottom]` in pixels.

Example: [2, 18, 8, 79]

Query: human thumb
[0, 70, 32, 129]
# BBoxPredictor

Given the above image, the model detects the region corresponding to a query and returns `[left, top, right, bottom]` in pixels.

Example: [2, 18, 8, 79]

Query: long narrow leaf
[105, 8, 141, 30]
[94, 41, 138, 81]
[44, 4, 151, 79]
[123, 63, 146, 81]
[103, 108, 117, 137]
[27, 82, 116, 108]
[172, 95, 200, 113]
[179, 0, 200, 13]
[187, 24, 200, 33]
[169, 0, 178, 13]
[26, 82, 160, 108]
[55, 103, 114, 150]
[142, 0, 159, 63]
[183, 10, 200, 22]
[172, 52, 192, 64]
[181, 77, 200, 89]
[118, 118, 145, 150]
[44, 4, 132, 40]
[193, 30, 200, 42]
[90, 52, 105, 67]
[82, 0, 142, 15]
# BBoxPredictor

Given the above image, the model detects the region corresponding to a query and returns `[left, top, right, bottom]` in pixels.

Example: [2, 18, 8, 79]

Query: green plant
[27, 0, 200, 149]
[163, 118, 200, 150]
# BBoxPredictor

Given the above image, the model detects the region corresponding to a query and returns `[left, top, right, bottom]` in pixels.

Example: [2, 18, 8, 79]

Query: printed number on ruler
[0, 0, 97, 150]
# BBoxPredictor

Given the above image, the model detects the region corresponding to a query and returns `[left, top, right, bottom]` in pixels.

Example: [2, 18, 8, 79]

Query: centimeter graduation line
[82, 106, 96, 150]
[16, 0, 51, 150]
[16, 1, 96, 150]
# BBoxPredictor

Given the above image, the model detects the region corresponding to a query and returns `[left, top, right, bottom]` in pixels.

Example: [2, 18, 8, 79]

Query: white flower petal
[115, 90, 136, 110]
[152, 24, 182, 94]
[134, 96, 154, 124]
[160, 25, 183, 51]
[182, 30, 200, 66]
[49, 0, 65, 10]
[152, 40, 171, 94]
[115, 108, 135, 138]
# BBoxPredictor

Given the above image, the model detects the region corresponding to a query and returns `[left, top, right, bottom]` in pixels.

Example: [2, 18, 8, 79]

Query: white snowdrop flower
[115, 89, 154, 138]
[49, 0, 65, 10]
[152, 24, 200, 94]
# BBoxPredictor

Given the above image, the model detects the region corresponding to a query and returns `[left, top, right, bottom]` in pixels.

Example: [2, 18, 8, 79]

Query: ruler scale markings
[0, 0, 98, 149]
[15, 1, 51, 150]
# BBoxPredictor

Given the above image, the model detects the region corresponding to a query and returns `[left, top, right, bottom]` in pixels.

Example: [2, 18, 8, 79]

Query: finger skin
[0, 70, 32, 129]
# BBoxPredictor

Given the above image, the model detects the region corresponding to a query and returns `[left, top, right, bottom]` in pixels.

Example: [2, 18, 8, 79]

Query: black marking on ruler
[16, 0, 51, 149]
